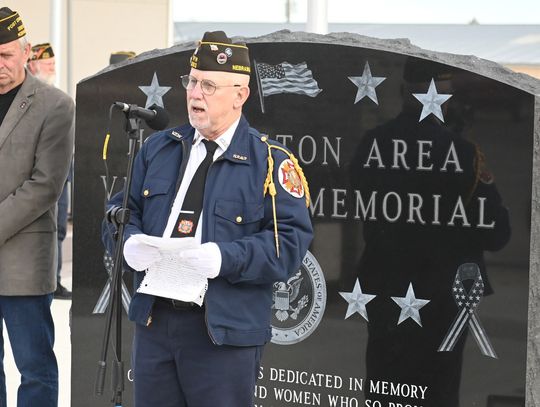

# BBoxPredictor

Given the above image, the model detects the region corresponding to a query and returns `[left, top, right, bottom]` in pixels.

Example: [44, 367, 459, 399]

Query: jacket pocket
[140, 178, 172, 199]
[140, 178, 173, 227]
[214, 199, 264, 240]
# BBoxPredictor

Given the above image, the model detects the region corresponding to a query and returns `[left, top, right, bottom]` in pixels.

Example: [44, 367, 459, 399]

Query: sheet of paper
[137, 254, 207, 305]
[132, 235, 206, 305]
[132, 234, 197, 253]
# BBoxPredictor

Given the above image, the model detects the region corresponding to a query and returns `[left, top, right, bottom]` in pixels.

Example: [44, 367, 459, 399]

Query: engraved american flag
[257, 61, 322, 97]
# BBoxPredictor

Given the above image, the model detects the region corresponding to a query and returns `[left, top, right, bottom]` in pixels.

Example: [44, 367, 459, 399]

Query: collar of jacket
[0, 70, 42, 151]
[166, 114, 252, 165]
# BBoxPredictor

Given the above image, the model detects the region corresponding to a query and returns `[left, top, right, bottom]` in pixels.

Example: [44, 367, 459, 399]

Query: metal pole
[167, 0, 174, 47]
[306, 0, 328, 34]
[66, 0, 73, 98]
[50, 0, 62, 89]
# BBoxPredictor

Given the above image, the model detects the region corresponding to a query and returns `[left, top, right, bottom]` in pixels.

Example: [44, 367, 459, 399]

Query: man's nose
[189, 82, 204, 98]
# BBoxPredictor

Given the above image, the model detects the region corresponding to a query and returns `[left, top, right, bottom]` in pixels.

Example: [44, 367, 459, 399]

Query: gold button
[143, 189, 149, 196]
[261, 136, 267, 142]
[236, 216, 243, 223]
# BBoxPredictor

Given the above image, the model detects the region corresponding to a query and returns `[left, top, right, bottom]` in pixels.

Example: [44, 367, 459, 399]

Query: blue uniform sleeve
[216, 150, 313, 285]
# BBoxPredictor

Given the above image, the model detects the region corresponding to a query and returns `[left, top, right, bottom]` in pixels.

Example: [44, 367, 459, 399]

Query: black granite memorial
[73, 31, 540, 406]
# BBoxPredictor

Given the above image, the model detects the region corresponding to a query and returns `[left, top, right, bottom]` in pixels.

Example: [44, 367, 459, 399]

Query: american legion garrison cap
[0, 7, 26, 45]
[31, 43, 55, 60]
[109, 51, 136, 65]
[190, 31, 251, 75]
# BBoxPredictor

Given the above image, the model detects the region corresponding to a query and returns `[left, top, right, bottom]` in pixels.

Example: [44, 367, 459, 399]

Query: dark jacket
[103, 115, 313, 346]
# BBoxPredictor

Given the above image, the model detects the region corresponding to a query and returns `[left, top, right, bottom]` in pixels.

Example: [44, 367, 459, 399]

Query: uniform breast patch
[177, 219, 194, 234]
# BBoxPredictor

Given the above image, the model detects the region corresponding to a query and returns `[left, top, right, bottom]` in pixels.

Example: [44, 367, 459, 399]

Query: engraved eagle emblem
[272, 271, 309, 322]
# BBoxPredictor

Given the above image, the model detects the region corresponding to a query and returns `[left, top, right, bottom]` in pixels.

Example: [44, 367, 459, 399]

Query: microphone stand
[95, 112, 144, 406]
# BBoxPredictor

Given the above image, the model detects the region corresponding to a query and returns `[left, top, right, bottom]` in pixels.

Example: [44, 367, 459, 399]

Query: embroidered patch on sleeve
[278, 159, 304, 198]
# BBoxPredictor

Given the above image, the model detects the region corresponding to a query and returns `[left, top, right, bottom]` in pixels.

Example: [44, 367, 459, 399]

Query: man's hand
[178, 242, 221, 279]
[123, 235, 162, 271]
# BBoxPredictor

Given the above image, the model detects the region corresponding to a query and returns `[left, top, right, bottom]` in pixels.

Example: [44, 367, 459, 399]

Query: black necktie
[171, 139, 218, 237]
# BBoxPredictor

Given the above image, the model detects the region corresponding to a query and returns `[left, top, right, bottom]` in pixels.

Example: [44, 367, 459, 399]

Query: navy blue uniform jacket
[103, 115, 313, 346]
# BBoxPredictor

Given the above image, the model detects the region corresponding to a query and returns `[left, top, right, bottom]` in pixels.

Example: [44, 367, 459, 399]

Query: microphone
[113, 102, 169, 130]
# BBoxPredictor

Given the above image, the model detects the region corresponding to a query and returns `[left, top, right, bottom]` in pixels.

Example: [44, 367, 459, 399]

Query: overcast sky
[173, 0, 540, 24]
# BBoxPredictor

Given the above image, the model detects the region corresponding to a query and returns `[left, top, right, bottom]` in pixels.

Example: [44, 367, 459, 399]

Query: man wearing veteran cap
[27, 41, 74, 300]
[109, 50, 136, 65]
[103, 31, 313, 406]
[27, 42, 56, 85]
[0, 7, 74, 407]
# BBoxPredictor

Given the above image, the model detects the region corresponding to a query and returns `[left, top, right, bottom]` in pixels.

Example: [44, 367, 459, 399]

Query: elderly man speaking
[103, 31, 313, 406]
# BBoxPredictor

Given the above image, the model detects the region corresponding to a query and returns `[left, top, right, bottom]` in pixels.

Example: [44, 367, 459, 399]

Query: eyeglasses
[180, 74, 241, 96]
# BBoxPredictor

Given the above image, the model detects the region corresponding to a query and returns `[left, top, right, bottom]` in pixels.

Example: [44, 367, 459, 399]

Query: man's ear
[233, 86, 250, 110]
[24, 43, 32, 60]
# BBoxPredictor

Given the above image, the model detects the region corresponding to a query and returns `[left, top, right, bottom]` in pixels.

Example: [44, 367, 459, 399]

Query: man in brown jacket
[0, 7, 74, 406]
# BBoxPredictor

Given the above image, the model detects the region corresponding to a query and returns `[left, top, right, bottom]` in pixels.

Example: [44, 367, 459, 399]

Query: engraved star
[413, 78, 452, 122]
[339, 279, 376, 321]
[138, 72, 171, 108]
[391, 283, 430, 327]
[348, 62, 386, 105]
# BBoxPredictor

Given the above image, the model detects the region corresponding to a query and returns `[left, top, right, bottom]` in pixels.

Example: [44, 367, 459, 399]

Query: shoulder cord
[262, 139, 311, 257]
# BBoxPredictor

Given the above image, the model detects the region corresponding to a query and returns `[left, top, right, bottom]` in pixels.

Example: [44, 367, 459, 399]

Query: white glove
[123, 235, 162, 271]
[178, 242, 222, 279]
